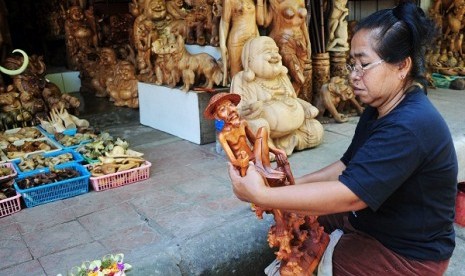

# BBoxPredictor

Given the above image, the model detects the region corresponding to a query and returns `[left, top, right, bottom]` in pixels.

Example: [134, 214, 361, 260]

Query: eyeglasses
[345, 59, 384, 77]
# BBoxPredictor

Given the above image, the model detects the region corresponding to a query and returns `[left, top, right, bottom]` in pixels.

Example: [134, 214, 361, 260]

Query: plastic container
[0, 162, 18, 182]
[11, 149, 84, 177]
[0, 192, 21, 218]
[37, 125, 77, 137]
[455, 182, 465, 227]
[14, 163, 90, 208]
[214, 119, 225, 155]
[87, 161, 151, 191]
[0, 136, 62, 162]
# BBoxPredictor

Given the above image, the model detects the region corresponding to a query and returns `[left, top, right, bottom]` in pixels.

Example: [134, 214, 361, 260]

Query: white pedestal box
[138, 82, 216, 145]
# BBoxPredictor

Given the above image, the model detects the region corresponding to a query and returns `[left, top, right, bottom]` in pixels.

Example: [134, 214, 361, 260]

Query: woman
[228, 1, 458, 275]
[219, 0, 260, 86]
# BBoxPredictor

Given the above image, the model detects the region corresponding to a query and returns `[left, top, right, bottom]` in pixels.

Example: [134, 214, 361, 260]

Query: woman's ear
[398, 56, 412, 76]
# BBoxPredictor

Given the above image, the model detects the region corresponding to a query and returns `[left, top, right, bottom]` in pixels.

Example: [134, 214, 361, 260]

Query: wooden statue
[106, 61, 139, 108]
[257, 0, 312, 98]
[203, 92, 329, 276]
[314, 76, 363, 123]
[64, 5, 97, 70]
[90, 47, 118, 97]
[219, 0, 260, 85]
[326, 0, 350, 52]
[152, 33, 180, 87]
[231, 36, 323, 156]
[185, 0, 213, 45]
[151, 34, 222, 91]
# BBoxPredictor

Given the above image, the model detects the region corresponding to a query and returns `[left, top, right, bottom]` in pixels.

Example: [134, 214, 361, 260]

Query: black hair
[354, 0, 439, 91]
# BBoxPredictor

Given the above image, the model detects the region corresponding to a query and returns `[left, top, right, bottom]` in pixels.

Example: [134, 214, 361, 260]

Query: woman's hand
[227, 161, 268, 203]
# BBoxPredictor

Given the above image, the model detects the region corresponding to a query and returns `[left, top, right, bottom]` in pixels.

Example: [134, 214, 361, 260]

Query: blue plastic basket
[36, 125, 77, 137]
[14, 163, 90, 208]
[50, 136, 93, 150]
[11, 149, 85, 177]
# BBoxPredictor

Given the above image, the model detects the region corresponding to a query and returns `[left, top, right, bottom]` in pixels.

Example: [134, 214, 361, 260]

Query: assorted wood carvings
[427, 0, 465, 77]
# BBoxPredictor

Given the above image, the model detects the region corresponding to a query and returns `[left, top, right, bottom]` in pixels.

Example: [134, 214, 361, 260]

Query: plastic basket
[0, 162, 17, 182]
[0, 192, 21, 218]
[11, 149, 85, 177]
[88, 161, 151, 191]
[36, 125, 77, 137]
[14, 163, 90, 208]
[0, 136, 62, 163]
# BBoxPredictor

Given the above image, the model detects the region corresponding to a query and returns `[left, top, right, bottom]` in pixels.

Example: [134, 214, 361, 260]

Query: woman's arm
[228, 162, 367, 216]
[295, 160, 346, 184]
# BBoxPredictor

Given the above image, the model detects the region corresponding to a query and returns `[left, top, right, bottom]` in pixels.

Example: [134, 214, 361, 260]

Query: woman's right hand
[227, 162, 268, 204]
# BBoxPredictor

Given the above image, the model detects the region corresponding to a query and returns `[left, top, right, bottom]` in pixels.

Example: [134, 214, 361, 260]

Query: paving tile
[22, 220, 92, 258]
[40, 241, 108, 276]
[0, 260, 45, 276]
[151, 204, 226, 240]
[0, 234, 32, 270]
[62, 188, 125, 217]
[0, 217, 20, 237]
[99, 224, 163, 254]
[13, 200, 76, 234]
[130, 187, 190, 218]
[78, 202, 145, 240]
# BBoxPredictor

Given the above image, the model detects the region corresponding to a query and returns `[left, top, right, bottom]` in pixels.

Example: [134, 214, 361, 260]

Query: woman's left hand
[227, 161, 268, 203]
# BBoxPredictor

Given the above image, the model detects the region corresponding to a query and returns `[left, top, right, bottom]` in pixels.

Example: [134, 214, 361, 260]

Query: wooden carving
[314, 76, 363, 123]
[90, 47, 118, 98]
[219, 0, 260, 85]
[151, 34, 222, 91]
[204, 92, 329, 276]
[231, 36, 323, 156]
[257, 0, 312, 99]
[185, 0, 213, 45]
[64, 5, 97, 70]
[326, 0, 350, 52]
[106, 61, 139, 108]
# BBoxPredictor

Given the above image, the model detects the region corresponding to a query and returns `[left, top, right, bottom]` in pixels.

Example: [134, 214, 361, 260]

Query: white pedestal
[45, 71, 81, 93]
[138, 82, 216, 144]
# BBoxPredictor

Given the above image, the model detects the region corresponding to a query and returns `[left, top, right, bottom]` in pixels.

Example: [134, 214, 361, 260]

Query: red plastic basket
[0, 192, 21, 218]
[89, 161, 151, 191]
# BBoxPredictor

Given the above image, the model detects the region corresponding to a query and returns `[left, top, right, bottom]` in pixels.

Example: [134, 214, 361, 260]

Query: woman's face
[349, 29, 403, 109]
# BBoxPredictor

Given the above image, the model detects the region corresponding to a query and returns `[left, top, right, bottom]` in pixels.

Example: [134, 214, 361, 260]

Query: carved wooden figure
[185, 0, 213, 45]
[106, 61, 139, 108]
[90, 47, 118, 97]
[257, 0, 312, 98]
[231, 36, 323, 156]
[326, 0, 350, 52]
[152, 34, 222, 91]
[314, 76, 363, 123]
[219, 0, 260, 85]
[203, 92, 329, 276]
[64, 5, 97, 70]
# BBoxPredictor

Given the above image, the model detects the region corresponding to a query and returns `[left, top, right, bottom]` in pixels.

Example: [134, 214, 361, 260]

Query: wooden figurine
[185, 0, 212, 45]
[314, 76, 363, 123]
[219, 0, 260, 85]
[203, 92, 329, 276]
[90, 47, 118, 97]
[64, 5, 97, 70]
[106, 61, 139, 108]
[231, 36, 323, 156]
[257, 0, 312, 98]
[326, 0, 350, 52]
[151, 34, 222, 91]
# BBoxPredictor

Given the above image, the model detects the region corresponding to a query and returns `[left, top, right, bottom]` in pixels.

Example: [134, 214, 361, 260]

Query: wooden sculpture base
[257, 207, 330, 276]
[138, 82, 216, 144]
